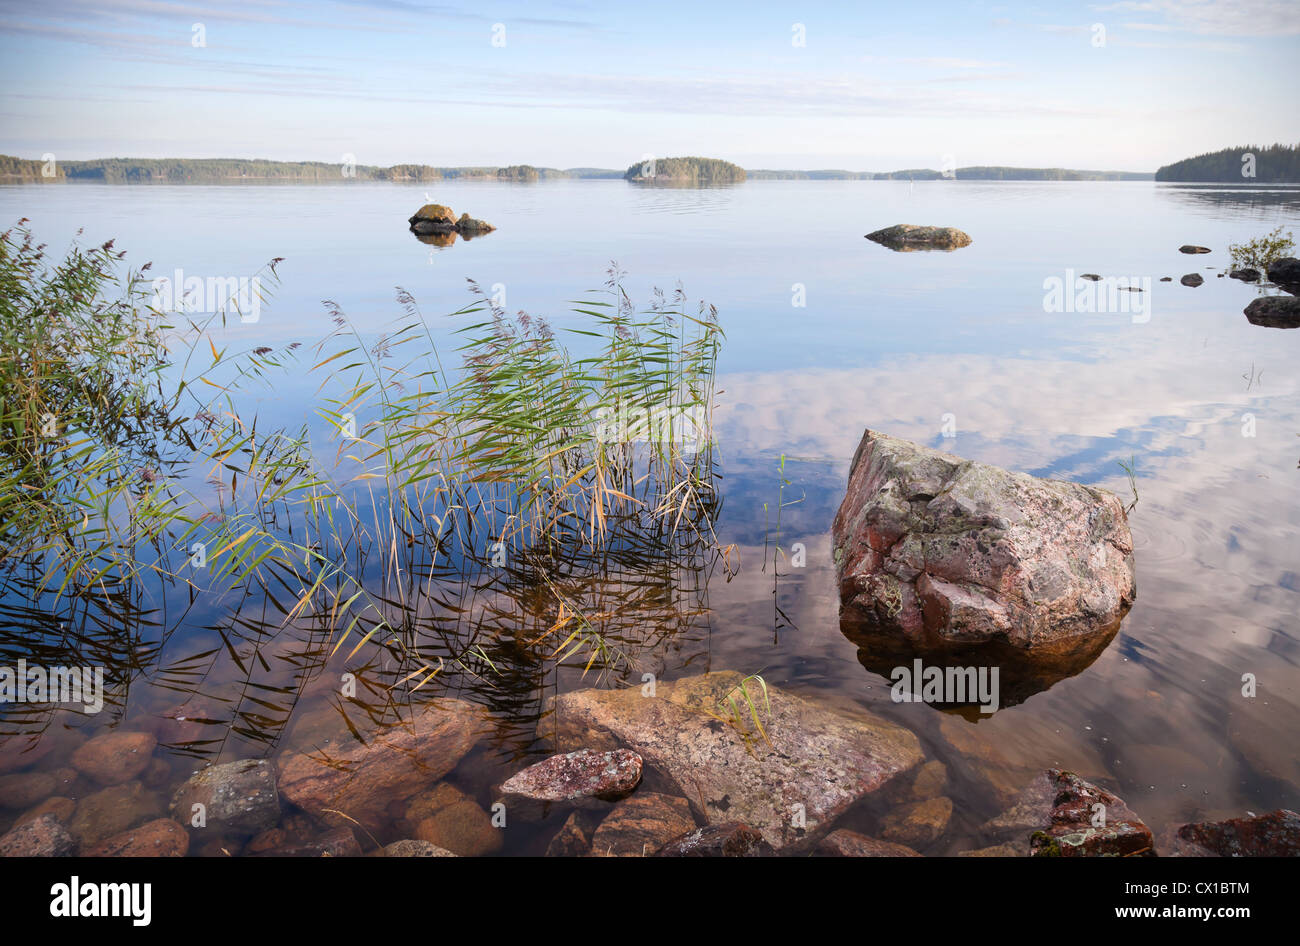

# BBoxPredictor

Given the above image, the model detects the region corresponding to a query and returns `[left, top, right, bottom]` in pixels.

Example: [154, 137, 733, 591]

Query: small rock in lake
[865, 224, 972, 251]
[1159, 276, 1172, 281]
[68, 781, 164, 847]
[16, 796, 76, 828]
[407, 783, 502, 857]
[1244, 295, 1300, 329]
[1230, 268, 1261, 282]
[1180, 273, 1203, 287]
[1080, 273, 1102, 281]
[1266, 257, 1300, 293]
[1179, 245, 1211, 254]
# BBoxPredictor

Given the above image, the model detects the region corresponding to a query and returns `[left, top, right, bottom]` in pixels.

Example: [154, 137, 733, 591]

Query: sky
[1, 0, 1297, 173]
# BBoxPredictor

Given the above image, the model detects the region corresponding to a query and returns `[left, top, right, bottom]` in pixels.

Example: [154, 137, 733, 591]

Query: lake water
[2, 179, 1298, 855]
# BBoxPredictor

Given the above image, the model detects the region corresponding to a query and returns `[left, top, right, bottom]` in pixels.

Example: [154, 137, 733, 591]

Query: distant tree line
[1155, 144, 1300, 183]
[749, 166, 1151, 181]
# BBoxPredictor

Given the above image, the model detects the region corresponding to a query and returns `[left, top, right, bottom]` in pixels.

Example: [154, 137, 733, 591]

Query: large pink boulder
[833, 430, 1135, 655]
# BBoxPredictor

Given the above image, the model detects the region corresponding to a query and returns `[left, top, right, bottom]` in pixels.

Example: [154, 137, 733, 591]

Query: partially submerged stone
[589, 793, 695, 857]
[833, 430, 1135, 663]
[1163, 810, 1300, 857]
[408, 203, 457, 233]
[865, 224, 972, 251]
[1179, 245, 1211, 254]
[1028, 770, 1153, 857]
[655, 822, 774, 857]
[545, 671, 923, 851]
[881, 796, 953, 848]
[499, 748, 642, 815]
[1244, 295, 1300, 329]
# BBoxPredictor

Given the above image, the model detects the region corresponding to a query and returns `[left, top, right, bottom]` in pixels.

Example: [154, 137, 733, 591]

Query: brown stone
[499, 748, 642, 814]
[16, 796, 76, 827]
[814, 828, 921, 857]
[0, 732, 56, 775]
[1163, 810, 1300, 857]
[545, 810, 598, 857]
[656, 822, 774, 857]
[85, 818, 189, 857]
[910, 760, 948, 800]
[410, 784, 501, 857]
[71, 730, 156, 785]
[67, 781, 164, 846]
[881, 796, 953, 847]
[276, 698, 488, 831]
[171, 759, 280, 835]
[0, 813, 75, 856]
[254, 826, 362, 857]
[590, 793, 695, 857]
[0, 771, 57, 809]
[383, 839, 456, 856]
[1029, 770, 1153, 857]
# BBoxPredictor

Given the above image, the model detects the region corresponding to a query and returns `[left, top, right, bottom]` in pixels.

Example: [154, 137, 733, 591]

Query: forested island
[1154, 144, 1300, 183]
[623, 156, 746, 183]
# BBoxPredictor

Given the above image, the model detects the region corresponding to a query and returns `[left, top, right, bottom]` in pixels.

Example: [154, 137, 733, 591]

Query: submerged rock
[253, 826, 362, 857]
[407, 783, 502, 857]
[15, 796, 76, 828]
[1163, 810, 1300, 857]
[590, 793, 695, 857]
[656, 822, 774, 857]
[814, 828, 921, 857]
[1180, 273, 1203, 287]
[0, 813, 75, 857]
[170, 759, 280, 836]
[499, 748, 642, 814]
[1179, 245, 1211, 254]
[545, 671, 922, 851]
[866, 224, 972, 251]
[276, 698, 488, 831]
[545, 810, 600, 857]
[1028, 770, 1153, 857]
[1229, 268, 1261, 282]
[0, 771, 57, 809]
[881, 796, 953, 848]
[85, 818, 189, 857]
[67, 781, 164, 846]
[0, 732, 57, 775]
[1244, 294, 1300, 328]
[70, 730, 156, 785]
[1080, 273, 1102, 281]
[833, 429, 1135, 660]
[383, 839, 457, 857]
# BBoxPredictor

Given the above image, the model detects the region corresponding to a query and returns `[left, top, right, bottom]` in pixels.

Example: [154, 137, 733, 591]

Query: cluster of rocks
[407, 203, 495, 239]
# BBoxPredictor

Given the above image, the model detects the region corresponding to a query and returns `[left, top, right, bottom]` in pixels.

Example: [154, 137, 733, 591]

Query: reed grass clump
[1, 222, 726, 685]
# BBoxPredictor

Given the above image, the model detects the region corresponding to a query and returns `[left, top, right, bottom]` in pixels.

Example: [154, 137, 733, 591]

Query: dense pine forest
[1155, 144, 1300, 183]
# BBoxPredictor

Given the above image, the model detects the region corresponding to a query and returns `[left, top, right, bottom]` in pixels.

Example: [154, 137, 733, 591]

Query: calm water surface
[2, 180, 1297, 854]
